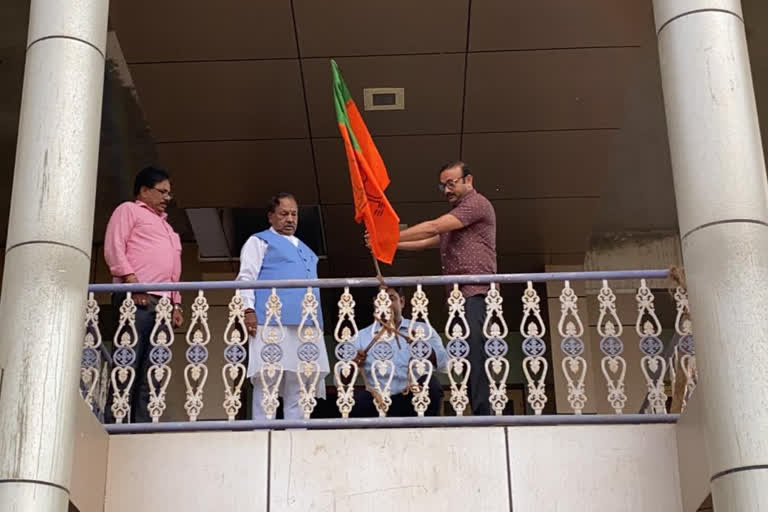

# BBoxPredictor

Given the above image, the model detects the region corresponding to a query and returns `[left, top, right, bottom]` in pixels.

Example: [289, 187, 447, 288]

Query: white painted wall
[507, 424, 683, 511]
[270, 427, 509, 512]
[105, 431, 269, 512]
[71, 398, 109, 512]
[102, 424, 684, 512]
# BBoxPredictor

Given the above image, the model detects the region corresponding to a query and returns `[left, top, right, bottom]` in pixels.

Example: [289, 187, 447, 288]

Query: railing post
[653, 1, 768, 508]
[0, 0, 108, 508]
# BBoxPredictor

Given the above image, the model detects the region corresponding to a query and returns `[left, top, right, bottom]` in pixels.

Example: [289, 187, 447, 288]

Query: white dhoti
[247, 325, 330, 420]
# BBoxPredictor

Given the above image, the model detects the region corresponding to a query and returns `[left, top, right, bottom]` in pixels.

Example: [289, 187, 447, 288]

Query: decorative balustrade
[80, 293, 112, 422]
[81, 270, 697, 426]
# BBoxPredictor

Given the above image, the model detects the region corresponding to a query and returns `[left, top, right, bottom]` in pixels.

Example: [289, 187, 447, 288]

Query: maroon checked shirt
[439, 189, 497, 297]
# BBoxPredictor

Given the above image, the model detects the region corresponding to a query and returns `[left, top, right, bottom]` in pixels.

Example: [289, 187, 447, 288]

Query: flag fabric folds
[331, 60, 400, 264]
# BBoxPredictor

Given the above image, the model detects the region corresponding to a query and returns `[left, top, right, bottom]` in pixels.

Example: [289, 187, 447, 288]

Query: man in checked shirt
[394, 161, 497, 416]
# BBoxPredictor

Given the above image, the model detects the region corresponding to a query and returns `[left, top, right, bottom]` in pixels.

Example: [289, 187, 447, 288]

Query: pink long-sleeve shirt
[104, 200, 182, 304]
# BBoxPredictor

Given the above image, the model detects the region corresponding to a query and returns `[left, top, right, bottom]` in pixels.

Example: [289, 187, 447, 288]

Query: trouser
[108, 293, 157, 423]
[466, 294, 491, 416]
[251, 372, 305, 420]
[351, 374, 444, 417]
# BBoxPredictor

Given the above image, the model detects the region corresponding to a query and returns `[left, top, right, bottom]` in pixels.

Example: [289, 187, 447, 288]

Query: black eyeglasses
[153, 187, 173, 198]
[437, 176, 467, 193]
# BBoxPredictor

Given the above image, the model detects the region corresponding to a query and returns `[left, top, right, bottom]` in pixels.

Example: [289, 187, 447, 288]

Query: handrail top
[88, 269, 671, 293]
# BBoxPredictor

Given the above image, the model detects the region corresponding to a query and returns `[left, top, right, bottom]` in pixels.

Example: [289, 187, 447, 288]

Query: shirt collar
[394, 318, 411, 335]
[270, 226, 297, 241]
[135, 200, 168, 219]
[368, 317, 410, 333]
[453, 188, 477, 208]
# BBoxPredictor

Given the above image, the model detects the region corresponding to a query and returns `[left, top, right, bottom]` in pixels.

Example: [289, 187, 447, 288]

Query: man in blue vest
[237, 192, 329, 420]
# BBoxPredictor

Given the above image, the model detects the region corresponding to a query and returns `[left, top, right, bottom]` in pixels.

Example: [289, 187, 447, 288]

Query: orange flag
[331, 60, 400, 264]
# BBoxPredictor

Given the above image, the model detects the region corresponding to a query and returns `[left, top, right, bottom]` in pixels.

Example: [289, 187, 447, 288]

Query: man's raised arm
[398, 213, 464, 242]
[397, 236, 440, 251]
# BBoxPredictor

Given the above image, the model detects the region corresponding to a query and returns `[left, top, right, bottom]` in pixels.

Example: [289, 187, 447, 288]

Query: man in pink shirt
[104, 166, 183, 423]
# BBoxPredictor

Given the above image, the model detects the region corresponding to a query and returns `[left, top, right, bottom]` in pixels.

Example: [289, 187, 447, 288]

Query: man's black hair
[267, 192, 297, 214]
[133, 166, 170, 197]
[438, 160, 471, 177]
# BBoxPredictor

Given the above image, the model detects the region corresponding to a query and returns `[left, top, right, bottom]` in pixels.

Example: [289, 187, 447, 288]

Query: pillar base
[0, 481, 70, 512]
[712, 469, 768, 511]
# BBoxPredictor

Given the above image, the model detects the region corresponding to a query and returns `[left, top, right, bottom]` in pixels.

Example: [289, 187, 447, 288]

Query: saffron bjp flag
[331, 60, 400, 264]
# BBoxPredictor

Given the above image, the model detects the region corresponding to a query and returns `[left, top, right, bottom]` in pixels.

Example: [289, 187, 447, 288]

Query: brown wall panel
[157, 139, 317, 208]
[131, 60, 309, 142]
[464, 48, 637, 132]
[462, 131, 614, 199]
[303, 54, 465, 137]
[470, 0, 650, 51]
[494, 197, 598, 254]
[111, 0, 298, 62]
[314, 134, 460, 204]
[294, 0, 468, 57]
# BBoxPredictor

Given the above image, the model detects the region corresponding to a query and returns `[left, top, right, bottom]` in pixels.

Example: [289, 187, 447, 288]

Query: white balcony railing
[80, 269, 696, 432]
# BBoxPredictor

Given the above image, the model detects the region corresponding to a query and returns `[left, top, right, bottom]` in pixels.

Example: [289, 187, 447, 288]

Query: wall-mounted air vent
[363, 87, 405, 111]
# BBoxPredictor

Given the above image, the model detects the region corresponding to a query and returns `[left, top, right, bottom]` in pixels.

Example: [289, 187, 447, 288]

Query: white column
[653, 1, 768, 509]
[0, 0, 108, 510]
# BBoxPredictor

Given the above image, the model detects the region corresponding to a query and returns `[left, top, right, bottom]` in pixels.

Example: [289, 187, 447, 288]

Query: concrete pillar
[0, 0, 108, 510]
[653, 1, 768, 509]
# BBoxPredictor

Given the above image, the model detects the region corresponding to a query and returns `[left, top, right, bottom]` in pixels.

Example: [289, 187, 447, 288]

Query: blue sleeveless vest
[253, 229, 323, 327]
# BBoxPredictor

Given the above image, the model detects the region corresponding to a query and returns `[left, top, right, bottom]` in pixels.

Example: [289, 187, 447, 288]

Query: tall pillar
[0, 0, 108, 510]
[653, 1, 768, 509]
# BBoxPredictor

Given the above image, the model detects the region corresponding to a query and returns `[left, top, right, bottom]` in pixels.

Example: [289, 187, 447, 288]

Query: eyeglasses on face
[437, 176, 466, 192]
[153, 187, 173, 198]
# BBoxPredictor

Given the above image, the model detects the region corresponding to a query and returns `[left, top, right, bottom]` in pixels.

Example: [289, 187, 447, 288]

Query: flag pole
[368, 238, 402, 349]
[371, 252, 384, 285]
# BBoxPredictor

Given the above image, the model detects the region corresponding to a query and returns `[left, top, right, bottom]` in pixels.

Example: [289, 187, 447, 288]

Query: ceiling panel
[461, 131, 614, 199]
[470, 0, 651, 51]
[464, 48, 637, 132]
[157, 140, 317, 208]
[293, 0, 468, 57]
[110, 0, 297, 62]
[314, 134, 460, 204]
[130, 60, 308, 142]
[303, 54, 466, 138]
